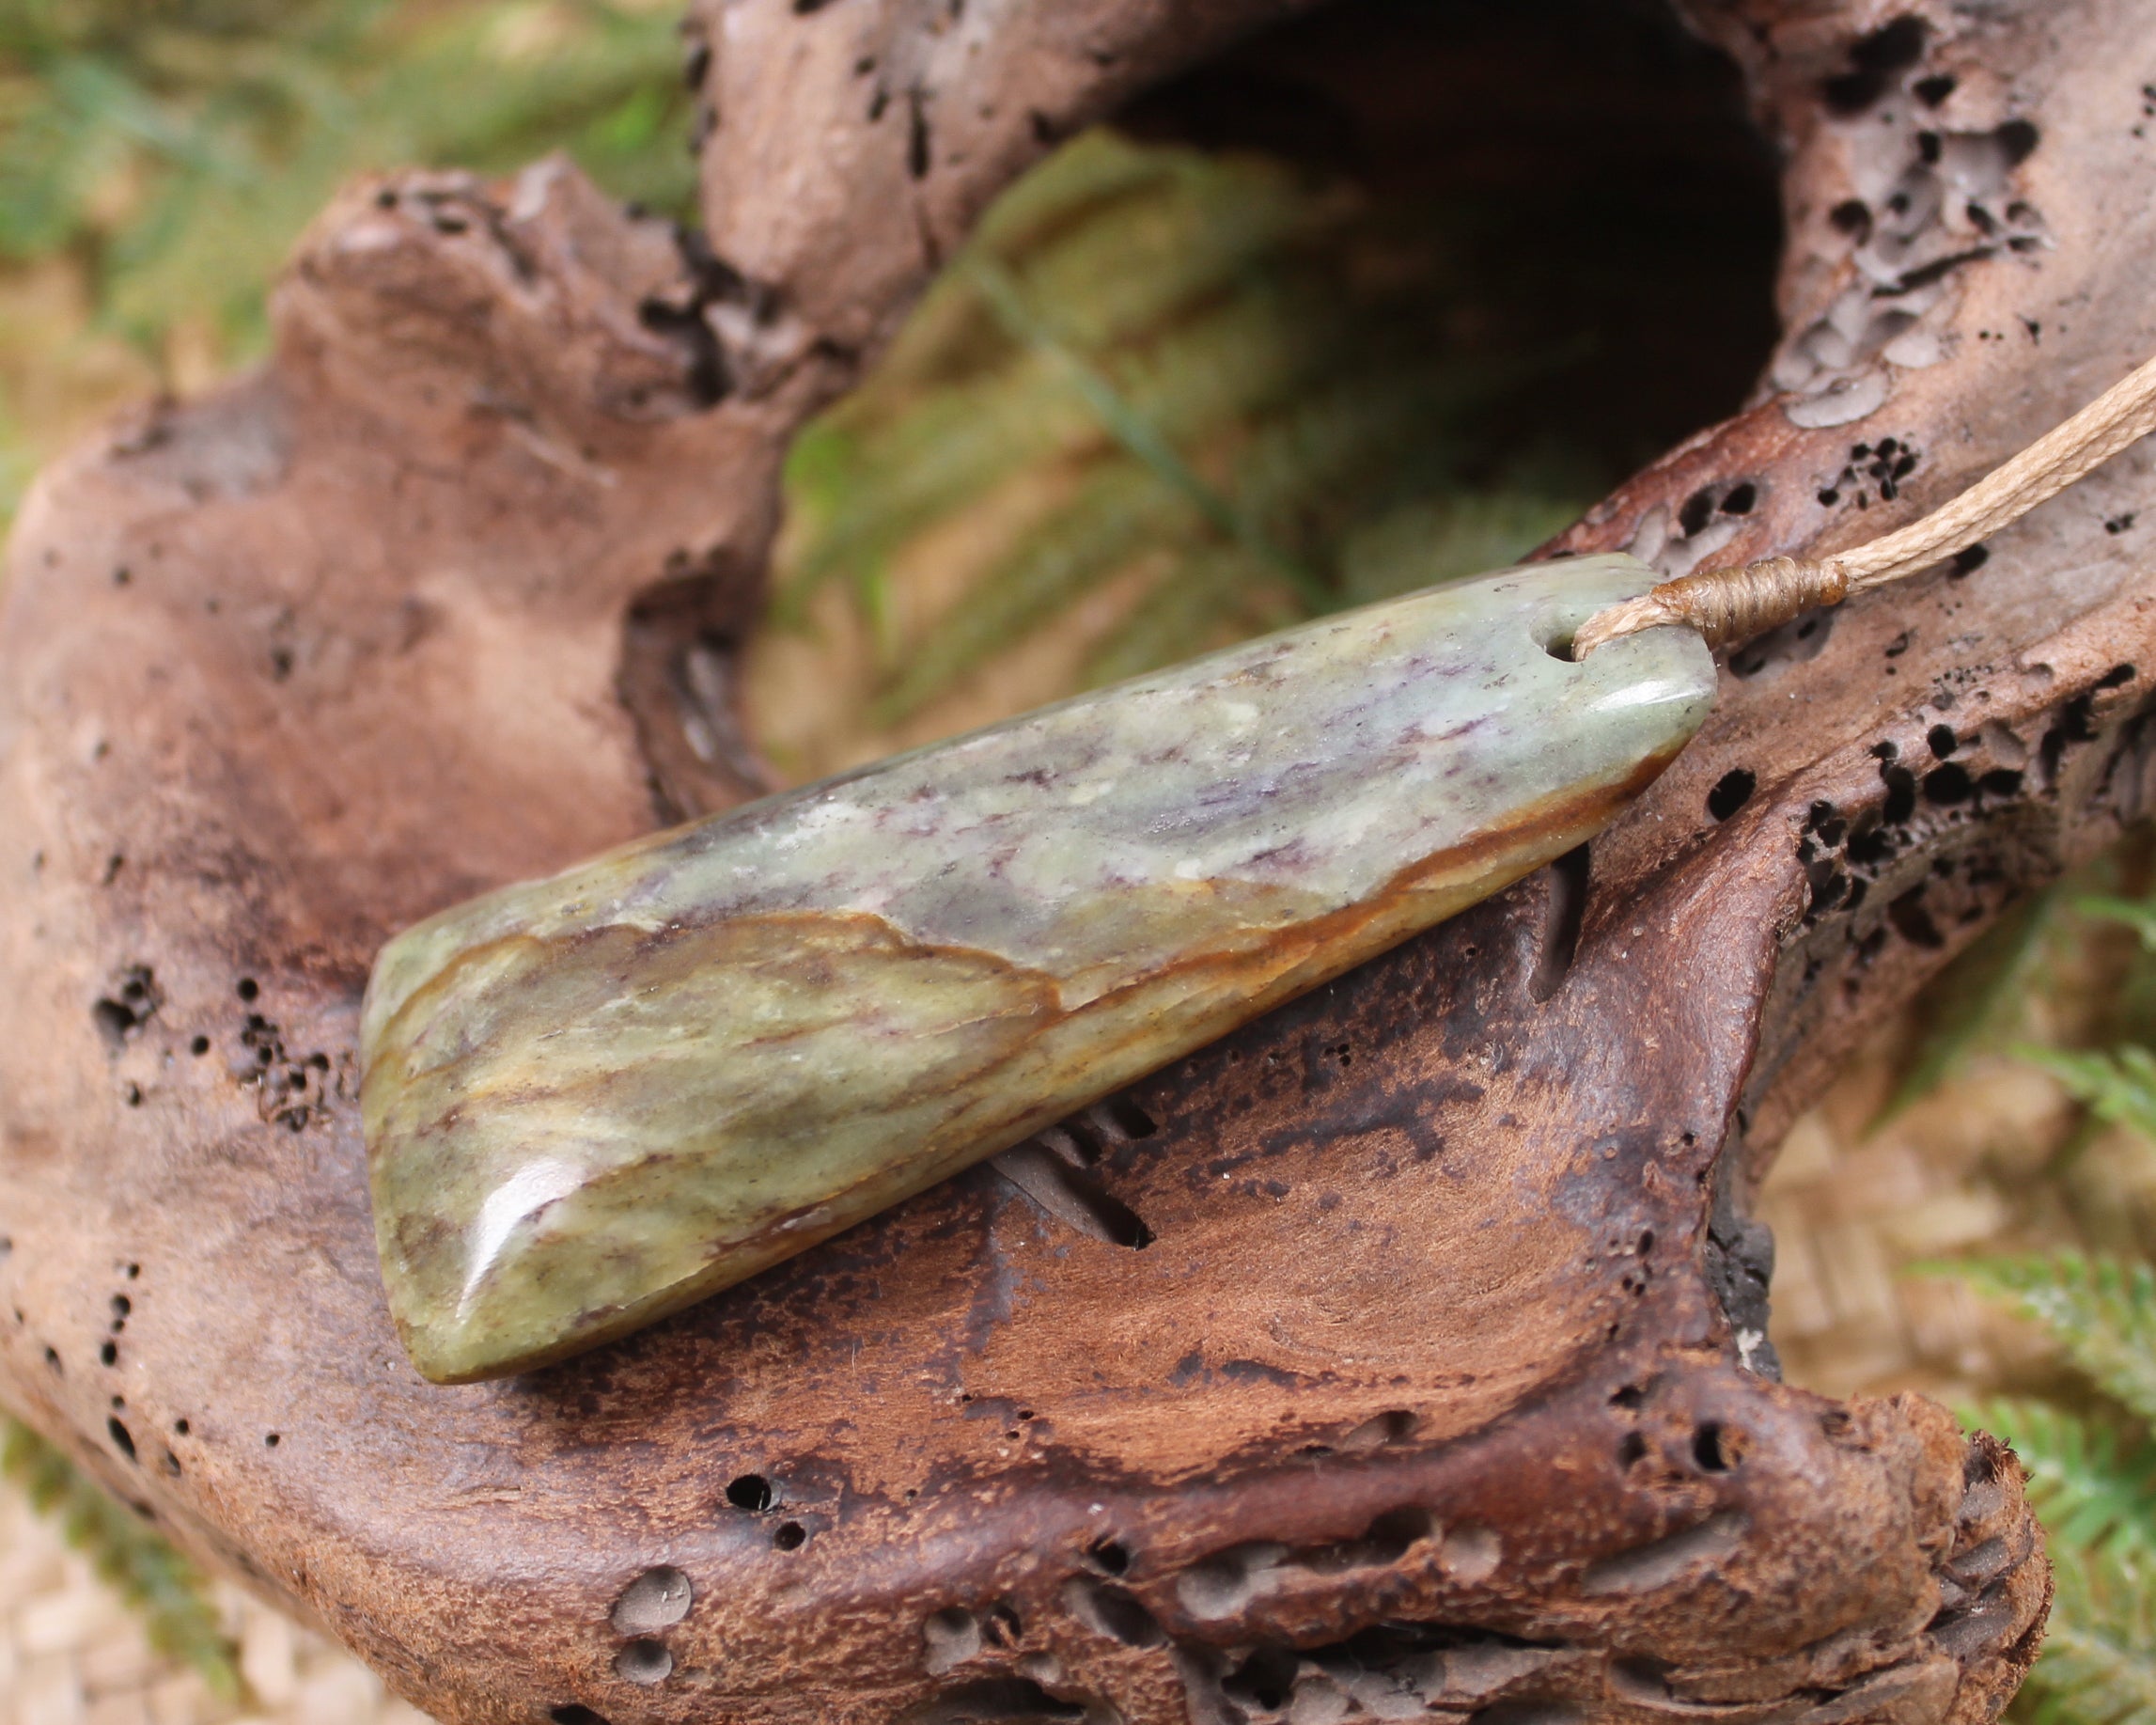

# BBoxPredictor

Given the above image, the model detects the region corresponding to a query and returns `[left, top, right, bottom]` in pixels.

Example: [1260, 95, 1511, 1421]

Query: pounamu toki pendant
[361, 554, 1715, 1382]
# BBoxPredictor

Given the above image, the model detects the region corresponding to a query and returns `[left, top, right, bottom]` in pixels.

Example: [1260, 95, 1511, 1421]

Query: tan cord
[1571, 348, 2156, 657]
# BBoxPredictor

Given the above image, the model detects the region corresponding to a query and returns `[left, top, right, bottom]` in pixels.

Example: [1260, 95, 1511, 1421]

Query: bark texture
[13, 0, 2149, 1718]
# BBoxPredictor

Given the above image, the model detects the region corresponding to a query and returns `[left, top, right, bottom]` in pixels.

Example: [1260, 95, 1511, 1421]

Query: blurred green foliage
[773, 128, 1601, 727]
[0, 0, 694, 354]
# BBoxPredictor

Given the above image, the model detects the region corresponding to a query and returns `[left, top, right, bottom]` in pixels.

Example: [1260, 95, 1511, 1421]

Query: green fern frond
[773, 124, 1603, 737]
[1951, 1254, 2156, 1428]
[997, 145, 1353, 358]
[970, 255, 1329, 605]
[2, 1416, 242, 1702]
[1336, 489, 1586, 605]
[776, 353, 1110, 621]
[2015, 1534, 2156, 1725]
[2020, 1043, 2156, 1147]
[873, 132, 1187, 392]
[1974, 1397, 2156, 1562]
[1084, 546, 1292, 687]
[781, 169, 1357, 622]
[1223, 355, 1545, 558]
[1947, 1247, 2156, 1721]
[870, 463, 1196, 722]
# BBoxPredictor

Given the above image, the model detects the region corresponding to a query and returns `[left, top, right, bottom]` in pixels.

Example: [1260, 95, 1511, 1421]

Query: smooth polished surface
[360, 554, 1715, 1381]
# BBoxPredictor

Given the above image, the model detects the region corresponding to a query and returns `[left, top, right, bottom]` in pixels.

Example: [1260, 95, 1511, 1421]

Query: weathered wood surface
[12, 0, 2149, 1717]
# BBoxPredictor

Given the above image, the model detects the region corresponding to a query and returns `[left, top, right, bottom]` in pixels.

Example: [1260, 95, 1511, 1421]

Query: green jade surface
[362, 555, 1716, 1382]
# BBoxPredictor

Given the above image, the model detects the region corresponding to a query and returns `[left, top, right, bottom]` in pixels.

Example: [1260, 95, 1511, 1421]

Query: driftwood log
[15, 0, 2152, 1717]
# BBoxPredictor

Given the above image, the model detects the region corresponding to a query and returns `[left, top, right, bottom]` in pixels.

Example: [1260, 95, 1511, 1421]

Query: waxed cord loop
[1572, 348, 2156, 658]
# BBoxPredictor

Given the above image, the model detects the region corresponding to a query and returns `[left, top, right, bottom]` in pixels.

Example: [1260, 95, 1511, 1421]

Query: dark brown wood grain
[10, 0, 2143, 1718]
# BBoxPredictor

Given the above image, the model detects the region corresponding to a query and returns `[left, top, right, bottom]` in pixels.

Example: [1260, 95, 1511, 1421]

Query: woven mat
[1758, 1041, 2109, 1407]
[0, 1038, 2102, 1721]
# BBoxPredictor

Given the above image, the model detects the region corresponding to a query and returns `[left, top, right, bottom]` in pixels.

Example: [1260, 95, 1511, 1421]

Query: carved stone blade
[360, 554, 1714, 1381]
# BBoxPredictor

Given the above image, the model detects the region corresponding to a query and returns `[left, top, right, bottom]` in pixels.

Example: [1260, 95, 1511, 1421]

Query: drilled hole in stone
[100, 1341, 117, 1367]
[550, 1708, 609, 1725]
[237, 979, 259, 1002]
[726, 1473, 773, 1512]
[774, 1521, 806, 1550]
[263, 1432, 280, 1448]
[614, 1639, 672, 1686]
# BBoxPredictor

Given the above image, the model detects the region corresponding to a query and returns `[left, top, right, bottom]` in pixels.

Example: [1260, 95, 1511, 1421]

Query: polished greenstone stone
[361, 554, 1715, 1381]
